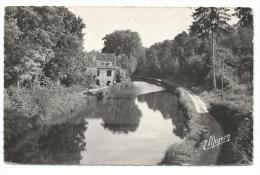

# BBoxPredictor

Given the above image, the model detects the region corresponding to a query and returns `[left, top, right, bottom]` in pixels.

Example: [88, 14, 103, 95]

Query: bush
[115, 67, 131, 87]
[4, 85, 92, 122]
[209, 102, 253, 164]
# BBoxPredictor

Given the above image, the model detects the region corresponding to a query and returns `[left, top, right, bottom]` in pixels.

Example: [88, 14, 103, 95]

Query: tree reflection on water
[85, 90, 187, 137]
[5, 117, 88, 164]
[5, 84, 187, 164]
[138, 91, 188, 138]
[95, 94, 142, 134]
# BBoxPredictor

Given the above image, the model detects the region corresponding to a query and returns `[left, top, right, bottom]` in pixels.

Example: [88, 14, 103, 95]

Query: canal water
[6, 81, 188, 165]
[80, 81, 185, 165]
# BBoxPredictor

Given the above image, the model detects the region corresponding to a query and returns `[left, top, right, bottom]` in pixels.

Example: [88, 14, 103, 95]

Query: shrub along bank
[200, 84, 253, 164]
[209, 102, 253, 164]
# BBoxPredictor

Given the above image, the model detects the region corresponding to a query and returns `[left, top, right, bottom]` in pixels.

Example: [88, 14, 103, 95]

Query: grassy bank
[135, 76, 253, 165]
[210, 102, 253, 165]
[160, 87, 202, 165]
[4, 86, 95, 121]
[200, 84, 253, 165]
[160, 87, 223, 165]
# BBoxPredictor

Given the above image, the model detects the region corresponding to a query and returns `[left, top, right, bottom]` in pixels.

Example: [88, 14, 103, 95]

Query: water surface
[6, 81, 187, 165]
[80, 81, 185, 165]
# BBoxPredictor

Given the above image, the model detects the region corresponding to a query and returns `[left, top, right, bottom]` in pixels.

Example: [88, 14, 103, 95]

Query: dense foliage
[102, 30, 144, 75]
[135, 7, 253, 90]
[4, 6, 88, 88]
[134, 7, 253, 164]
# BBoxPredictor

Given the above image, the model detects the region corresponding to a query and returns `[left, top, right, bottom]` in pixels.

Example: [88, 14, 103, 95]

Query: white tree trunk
[212, 31, 217, 91]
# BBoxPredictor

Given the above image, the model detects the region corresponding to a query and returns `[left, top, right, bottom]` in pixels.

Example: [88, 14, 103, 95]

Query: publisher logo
[203, 134, 230, 150]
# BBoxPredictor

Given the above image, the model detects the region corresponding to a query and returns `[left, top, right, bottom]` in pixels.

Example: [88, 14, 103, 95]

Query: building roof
[97, 67, 116, 70]
[96, 53, 117, 68]
[85, 67, 97, 76]
[96, 53, 116, 62]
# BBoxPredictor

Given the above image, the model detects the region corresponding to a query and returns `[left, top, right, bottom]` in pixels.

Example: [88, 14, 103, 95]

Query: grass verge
[160, 87, 220, 165]
[137, 76, 253, 165]
[200, 83, 253, 165]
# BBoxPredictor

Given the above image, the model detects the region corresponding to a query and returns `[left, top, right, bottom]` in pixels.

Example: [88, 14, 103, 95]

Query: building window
[97, 70, 100, 76]
[96, 79, 100, 85]
[107, 70, 112, 76]
[107, 81, 111, 86]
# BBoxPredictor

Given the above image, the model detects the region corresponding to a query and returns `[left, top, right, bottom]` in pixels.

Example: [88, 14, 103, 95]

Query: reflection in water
[80, 81, 185, 165]
[101, 97, 142, 133]
[78, 81, 165, 134]
[5, 118, 88, 164]
[37, 120, 87, 164]
[138, 91, 188, 138]
[5, 81, 187, 165]
[77, 94, 142, 134]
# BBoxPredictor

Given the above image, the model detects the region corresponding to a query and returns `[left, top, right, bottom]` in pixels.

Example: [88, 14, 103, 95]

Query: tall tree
[234, 8, 253, 28]
[102, 30, 143, 74]
[190, 7, 231, 91]
[233, 8, 253, 84]
[102, 30, 142, 58]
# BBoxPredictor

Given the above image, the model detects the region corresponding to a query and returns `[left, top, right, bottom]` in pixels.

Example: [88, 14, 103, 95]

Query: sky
[68, 7, 195, 51]
[68, 7, 238, 51]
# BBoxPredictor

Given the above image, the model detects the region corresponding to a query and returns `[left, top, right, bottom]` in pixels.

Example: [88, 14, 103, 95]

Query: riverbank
[160, 87, 223, 165]
[200, 85, 253, 164]
[4, 86, 95, 160]
[207, 101, 253, 165]
[133, 76, 253, 165]
[4, 81, 131, 163]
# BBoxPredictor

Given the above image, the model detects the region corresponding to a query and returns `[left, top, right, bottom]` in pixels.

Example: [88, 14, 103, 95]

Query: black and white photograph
[1, 0, 259, 174]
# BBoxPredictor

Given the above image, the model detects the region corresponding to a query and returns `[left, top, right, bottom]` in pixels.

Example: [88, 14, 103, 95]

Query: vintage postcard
[1, 1, 258, 173]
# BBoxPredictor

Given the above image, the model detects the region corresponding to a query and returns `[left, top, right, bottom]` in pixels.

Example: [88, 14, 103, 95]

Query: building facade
[95, 53, 117, 86]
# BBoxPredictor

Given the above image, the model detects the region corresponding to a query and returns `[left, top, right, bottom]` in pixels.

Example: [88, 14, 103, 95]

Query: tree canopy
[189, 7, 231, 90]
[234, 8, 253, 28]
[190, 7, 231, 37]
[102, 30, 142, 57]
[4, 6, 87, 88]
[135, 7, 253, 89]
[102, 30, 144, 75]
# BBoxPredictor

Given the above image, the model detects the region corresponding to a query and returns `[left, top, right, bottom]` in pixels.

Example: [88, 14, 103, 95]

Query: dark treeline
[134, 7, 253, 90]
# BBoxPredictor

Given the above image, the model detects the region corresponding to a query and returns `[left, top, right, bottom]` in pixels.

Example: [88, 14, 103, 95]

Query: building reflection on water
[5, 82, 188, 165]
